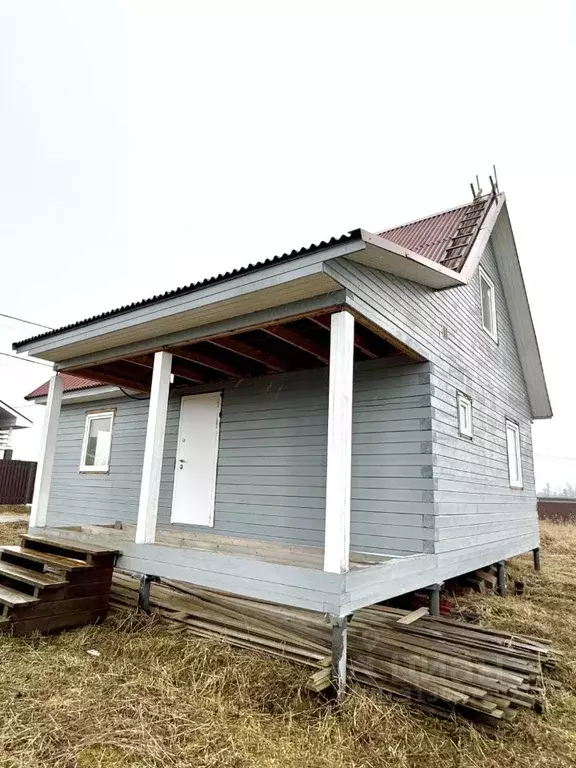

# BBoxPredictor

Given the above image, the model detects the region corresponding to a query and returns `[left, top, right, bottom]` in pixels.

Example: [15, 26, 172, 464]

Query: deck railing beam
[135, 351, 173, 544]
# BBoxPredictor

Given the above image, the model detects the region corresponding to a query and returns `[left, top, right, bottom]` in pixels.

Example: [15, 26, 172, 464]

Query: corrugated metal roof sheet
[13, 230, 362, 349]
[379, 197, 489, 266]
[14, 196, 492, 352]
[25, 374, 105, 400]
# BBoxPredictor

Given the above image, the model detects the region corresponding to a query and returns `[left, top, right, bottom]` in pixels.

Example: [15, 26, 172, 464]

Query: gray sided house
[16, 191, 550, 689]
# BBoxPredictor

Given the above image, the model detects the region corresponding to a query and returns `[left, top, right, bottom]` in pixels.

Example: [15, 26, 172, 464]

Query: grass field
[0, 516, 574, 768]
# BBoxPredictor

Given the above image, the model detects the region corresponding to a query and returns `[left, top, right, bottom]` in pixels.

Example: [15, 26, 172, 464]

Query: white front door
[171, 392, 222, 526]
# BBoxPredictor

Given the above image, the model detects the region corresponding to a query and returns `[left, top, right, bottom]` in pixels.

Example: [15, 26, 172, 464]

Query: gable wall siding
[327, 238, 537, 562]
[45, 357, 433, 556]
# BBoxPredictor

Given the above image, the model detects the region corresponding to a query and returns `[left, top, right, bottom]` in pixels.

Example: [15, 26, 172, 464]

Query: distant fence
[0, 459, 37, 505]
[537, 498, 576, 524]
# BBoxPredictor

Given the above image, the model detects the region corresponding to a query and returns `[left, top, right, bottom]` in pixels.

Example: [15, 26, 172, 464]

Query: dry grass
[0, 519, 575, 767]
[0, 504, 29, 517]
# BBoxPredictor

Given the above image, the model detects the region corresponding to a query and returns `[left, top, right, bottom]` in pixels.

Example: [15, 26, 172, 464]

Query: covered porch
[28, 303, 435, 697]
[24, 293, 440, 695]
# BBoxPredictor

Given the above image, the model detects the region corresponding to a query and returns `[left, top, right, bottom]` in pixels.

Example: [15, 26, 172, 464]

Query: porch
[28, 522, 433, 618]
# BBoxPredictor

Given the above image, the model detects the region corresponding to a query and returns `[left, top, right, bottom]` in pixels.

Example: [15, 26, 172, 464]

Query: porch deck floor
[41, 523, 393, 571]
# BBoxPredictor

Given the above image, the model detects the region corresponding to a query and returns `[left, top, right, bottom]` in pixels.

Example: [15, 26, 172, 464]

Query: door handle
[178, 458, 187, 469]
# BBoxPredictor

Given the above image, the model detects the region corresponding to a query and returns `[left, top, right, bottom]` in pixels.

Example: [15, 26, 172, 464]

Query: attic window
[79, 410, 115, 473]
[479, 267, 498, 341]
[457, 392, 473, 439]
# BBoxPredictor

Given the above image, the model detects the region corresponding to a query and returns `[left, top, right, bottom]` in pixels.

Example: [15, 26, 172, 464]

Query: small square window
[479, 267, 498, 341]
[457, 392, 473, 438]
[80, 411, 115, 473]
[506, 419, 523, 489]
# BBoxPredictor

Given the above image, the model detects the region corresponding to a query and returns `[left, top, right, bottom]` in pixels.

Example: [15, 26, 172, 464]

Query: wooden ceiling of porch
[67, 311, 413, 393]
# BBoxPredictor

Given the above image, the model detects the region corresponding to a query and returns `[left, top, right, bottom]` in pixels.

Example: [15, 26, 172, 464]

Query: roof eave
[28, 384, 122, 405]
[350, 230, 466, 289]
[488, 201, 552, 420]
[0, 400, 32, 427]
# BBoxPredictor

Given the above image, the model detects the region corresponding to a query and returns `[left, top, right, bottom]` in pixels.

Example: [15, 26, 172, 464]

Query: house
[0, 399, 32, 459]
[15, 188, 551, 692]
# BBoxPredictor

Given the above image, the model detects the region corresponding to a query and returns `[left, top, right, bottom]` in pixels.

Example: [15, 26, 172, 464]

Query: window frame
[505, 419, 523, 489]
[79, 409, 115, 474]
[456, 392, 473, 439]
[479, 266, 498, 342]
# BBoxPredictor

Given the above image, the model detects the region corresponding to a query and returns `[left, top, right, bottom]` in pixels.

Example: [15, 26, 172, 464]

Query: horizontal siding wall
[46, 357, 433, 556]
[46, 396, 147, 527]
[330, 236, 538, 564]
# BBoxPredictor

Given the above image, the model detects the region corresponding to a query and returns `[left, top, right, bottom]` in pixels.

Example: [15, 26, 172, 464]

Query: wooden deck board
[66, 524, 391, 570]
[0, 561, 67, 589]
[23, 534, 120, 557]
[0, 584, 39, 607]
[0, 546, 91, 571]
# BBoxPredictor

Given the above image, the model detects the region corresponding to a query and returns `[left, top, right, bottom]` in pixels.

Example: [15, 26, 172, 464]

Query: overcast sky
[0, 0, 574, 490]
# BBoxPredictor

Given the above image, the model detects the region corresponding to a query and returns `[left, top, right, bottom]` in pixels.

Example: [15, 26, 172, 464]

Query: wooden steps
[0, 533, 120, 635]
[0, 584, 39, 608]
[0, 561, 66, 589]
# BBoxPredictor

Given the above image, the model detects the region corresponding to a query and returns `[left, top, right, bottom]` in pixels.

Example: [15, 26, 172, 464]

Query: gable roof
[25, 373, 105, 400]
[14, 189, 551, 419]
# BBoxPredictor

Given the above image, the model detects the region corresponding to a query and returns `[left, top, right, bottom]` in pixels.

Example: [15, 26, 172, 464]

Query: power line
[0, 351, 53, 367]
[0, 313, 53, 330]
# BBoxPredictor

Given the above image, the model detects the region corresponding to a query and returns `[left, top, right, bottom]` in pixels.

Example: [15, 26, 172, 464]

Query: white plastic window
[457, 392, 473, 439]
[79, 411, 114, 472]
[479, 267, 498, 341]
[506, 419, 523, 489]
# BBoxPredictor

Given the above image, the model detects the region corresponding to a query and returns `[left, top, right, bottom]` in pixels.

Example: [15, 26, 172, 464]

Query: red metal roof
[25, 373, 105, 400]
[379, 197, 490, 269]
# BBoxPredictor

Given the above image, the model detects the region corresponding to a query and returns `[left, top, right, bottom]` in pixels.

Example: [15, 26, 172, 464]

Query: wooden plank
[68, 366, 151, 393]
[12, 593, 110, 619]
[22, 534, 120, 556]
[0, 561, 66, 589]
[263, 324, 330, 363]
[169, 346, 245, 377]
[209, 336, 287, 372]
[10, 608, 108, 636]
[0, 584, 39, 607]
[0, 546, 91, 571]
[311, 314, 381, 359]
[126, 354, 207, 384]
[396, 606, 429, 625]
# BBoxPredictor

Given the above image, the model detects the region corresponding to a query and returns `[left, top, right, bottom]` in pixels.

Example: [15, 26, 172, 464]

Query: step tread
[0, 546, 91, 571]
[23, 534, 120, 557]
[0, 583, 40, 607]
[0, 560, 67, 588]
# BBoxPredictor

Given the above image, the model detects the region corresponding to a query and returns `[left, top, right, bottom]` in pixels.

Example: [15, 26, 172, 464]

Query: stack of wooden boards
[0, 534, 119, 635]
[110, 571, 559, 722]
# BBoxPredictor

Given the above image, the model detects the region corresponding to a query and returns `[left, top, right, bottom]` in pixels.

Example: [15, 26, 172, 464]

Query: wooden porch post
[323, 310, 355, 574]
[29, 373, 63, 529]
[135, 351, 172, 544]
